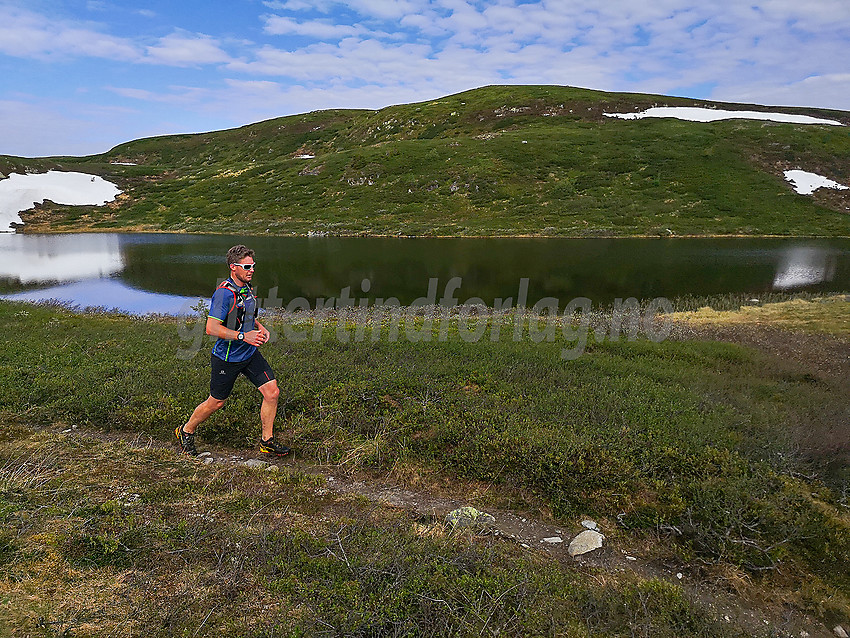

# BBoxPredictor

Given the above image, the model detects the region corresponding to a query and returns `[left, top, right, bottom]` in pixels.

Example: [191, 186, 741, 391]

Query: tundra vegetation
[0, 295, 848, 636]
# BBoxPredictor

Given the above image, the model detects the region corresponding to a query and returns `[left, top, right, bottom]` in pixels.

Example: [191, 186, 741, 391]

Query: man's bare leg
[258, 380, 280, 441]
[183, 396, 225, 434]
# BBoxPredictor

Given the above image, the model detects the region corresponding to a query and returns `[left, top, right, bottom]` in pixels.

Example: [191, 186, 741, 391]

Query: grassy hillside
[3, 84, 850, 236]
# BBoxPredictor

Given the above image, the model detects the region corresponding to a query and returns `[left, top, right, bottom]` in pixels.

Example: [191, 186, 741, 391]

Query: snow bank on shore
[0, 171, 121, 232]
[604, 107, 843, 126]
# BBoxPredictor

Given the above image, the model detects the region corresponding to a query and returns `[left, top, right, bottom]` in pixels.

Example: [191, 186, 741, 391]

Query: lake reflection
[0, 233, 124, 283]
[1, 233, 848, 315]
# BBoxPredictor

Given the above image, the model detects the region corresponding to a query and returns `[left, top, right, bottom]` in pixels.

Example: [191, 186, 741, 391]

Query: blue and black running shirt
[208, 278, 259, 362]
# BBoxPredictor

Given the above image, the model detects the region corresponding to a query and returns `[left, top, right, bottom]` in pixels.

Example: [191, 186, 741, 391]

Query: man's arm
[206, 317, 267, 346]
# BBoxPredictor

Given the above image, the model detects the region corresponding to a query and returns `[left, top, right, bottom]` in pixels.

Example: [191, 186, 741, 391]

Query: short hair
[226, 245, 255, 267]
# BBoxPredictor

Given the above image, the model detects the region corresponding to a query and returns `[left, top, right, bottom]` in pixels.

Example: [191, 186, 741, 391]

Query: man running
[176, 244, 291, 457]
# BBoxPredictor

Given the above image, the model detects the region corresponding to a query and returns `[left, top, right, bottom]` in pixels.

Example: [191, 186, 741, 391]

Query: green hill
[4, 84, 850, 236]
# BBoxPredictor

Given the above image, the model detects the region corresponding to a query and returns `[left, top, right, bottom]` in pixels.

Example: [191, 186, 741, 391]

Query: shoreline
[12, 225, 850, 240]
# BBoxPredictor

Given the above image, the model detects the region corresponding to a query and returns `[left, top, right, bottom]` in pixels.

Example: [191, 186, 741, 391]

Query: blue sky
[1, 0, 849, 157]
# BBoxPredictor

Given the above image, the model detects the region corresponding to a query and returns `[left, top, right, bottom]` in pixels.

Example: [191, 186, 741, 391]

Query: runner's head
[226, 245, 255, 285]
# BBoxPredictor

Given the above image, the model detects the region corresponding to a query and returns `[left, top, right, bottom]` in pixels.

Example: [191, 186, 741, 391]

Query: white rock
[265, 465, 280, 472]
[520, 543, 530, 549]
[198, 452, 212, 458]
[203, 458, 214, 465]
[625, 555, 637, 561]
[581, 519, 599, 530]
[241, 459, 269, 469]
[834, 626, 849, 638]
[568, 530, 604, 556]
[676, 572, 683, 579]
[541, 536, 563, 544]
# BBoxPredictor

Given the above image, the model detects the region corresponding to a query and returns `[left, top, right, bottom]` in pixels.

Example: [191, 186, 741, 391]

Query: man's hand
[256, 322, 272, 343]
[243, 330, 268, 346]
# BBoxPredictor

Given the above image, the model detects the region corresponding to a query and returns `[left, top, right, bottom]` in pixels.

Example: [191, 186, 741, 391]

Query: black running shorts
[210, 351, 276, 400]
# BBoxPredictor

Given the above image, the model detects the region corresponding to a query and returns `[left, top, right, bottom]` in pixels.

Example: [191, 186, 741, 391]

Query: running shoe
[175, 425, 199, 457]
[259, 437, 291, 456]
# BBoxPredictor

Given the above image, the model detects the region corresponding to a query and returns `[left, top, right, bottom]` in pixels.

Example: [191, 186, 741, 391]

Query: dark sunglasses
[234, 263, 255, 271]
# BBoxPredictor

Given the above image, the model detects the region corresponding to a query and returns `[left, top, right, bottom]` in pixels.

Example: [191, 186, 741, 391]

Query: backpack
[217, 279, 258, 331]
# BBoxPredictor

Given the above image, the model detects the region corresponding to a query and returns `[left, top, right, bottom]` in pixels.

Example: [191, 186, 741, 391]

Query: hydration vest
[216, 279, 258, 331]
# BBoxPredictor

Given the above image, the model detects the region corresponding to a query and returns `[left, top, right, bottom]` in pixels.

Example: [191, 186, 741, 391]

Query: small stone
[625, 555, 637, 561]
[445, 506, 496, 531]
[520, 543, 530, 549]
[568, 530, 604, 556]
[265, 465, 279, 472]
[676, 572, 683, 580]
[541, 536, 563, 544]
[581, 519, 599, 531]
[834, 626, 849, 638]
[197, 452, 212, 458]
[241, 459, 269, 469]
[203, 458, 214, 465]
[62, 429, 72, 434]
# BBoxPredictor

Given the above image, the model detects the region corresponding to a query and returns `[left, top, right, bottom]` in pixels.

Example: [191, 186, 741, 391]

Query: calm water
[1, 233, 849, 314]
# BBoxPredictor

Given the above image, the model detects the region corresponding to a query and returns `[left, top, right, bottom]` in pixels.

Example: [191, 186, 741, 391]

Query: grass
[1, 426, 758, 637]
[1, 298, 849, 634]
[4, 84, 850, 237]
[674, 294, 850, 334]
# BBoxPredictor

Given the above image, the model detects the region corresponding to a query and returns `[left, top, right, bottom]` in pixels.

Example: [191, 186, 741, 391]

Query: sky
[1, 0, 849, 158]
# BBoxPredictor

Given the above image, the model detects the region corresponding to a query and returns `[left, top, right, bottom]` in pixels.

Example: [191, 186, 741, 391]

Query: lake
[1, 233, 849, 314]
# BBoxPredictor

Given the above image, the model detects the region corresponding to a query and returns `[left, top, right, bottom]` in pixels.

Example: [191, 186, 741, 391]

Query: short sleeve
[208, 287, 234, 323]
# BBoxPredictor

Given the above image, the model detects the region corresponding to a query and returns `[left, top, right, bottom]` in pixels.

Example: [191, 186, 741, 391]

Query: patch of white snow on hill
[783, 170, 849, 195]
[0, 171, 121, 232]
[604, 107, 843, 126]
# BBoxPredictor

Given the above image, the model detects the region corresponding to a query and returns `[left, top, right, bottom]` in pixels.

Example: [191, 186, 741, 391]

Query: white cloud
[263, 15, 362, 39]
[0, 6, 139, 60]
[262, 0, 335, 12]
[144, 32, 232, 66]
[0, 7, 231, 68]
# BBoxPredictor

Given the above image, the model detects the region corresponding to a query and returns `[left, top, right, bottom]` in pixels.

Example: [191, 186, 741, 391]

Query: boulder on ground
[568, 530, 604, 556]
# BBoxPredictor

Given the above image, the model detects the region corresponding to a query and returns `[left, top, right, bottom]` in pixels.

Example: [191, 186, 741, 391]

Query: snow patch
[604, 107, 843, 126]
[0, 171, 121, 232]
[783, 169, 849, 195]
